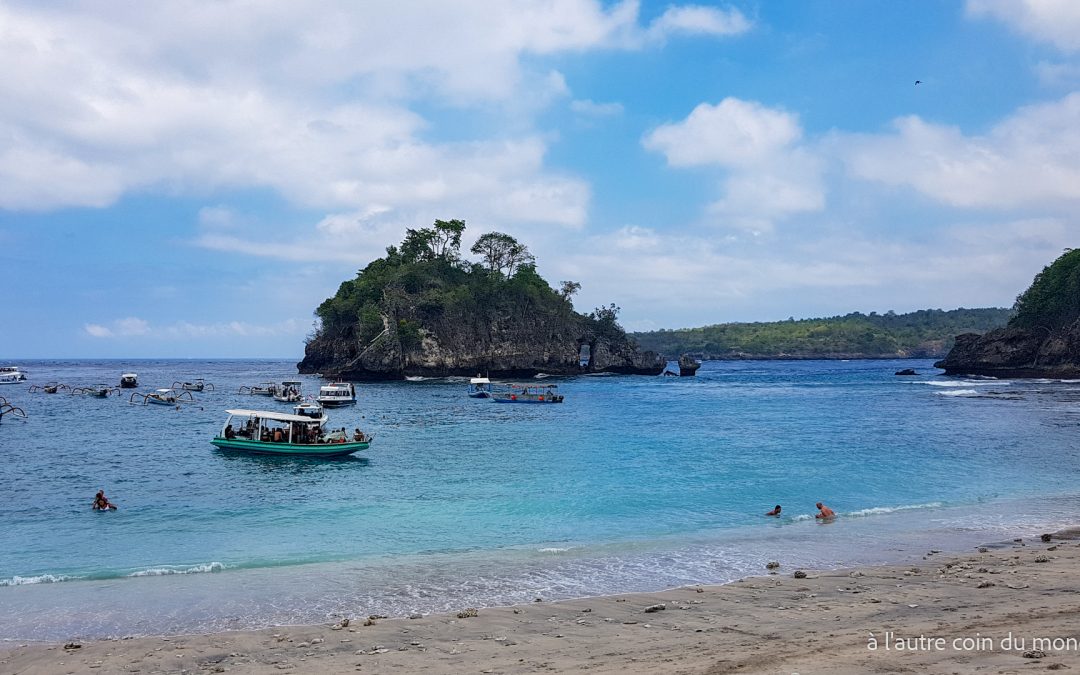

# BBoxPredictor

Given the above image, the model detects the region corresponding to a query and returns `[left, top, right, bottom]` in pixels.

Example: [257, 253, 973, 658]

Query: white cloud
[841, 93, 1080, 208]
[646, 5, 753, 42]
[642, 98, 824, 230]
[967, 0, 1080, 52]
[570, 99, 625, 117]
[83, 317, 304, 339]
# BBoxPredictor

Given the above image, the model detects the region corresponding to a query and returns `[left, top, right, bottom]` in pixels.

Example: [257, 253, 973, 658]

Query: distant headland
[632, 308, 1011, 361]
[936, 249, 1080, 378]
[298, 220, 665, 380]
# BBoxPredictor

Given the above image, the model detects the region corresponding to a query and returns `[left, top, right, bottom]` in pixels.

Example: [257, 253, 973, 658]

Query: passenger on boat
[92, 490, 117, 511]
[224, 424, 236, 439]
[272, 427, 284, 442]
[353, 428, 365, 442]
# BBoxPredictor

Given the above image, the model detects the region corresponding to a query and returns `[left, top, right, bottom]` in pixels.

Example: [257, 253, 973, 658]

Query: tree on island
[470, 231, 535, 277]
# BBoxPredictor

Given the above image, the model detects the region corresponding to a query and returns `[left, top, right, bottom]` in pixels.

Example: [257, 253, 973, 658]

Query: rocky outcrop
[678, 354, 701, 376]
[299, 312, 665, 380]
[933, 325, 1080, 378]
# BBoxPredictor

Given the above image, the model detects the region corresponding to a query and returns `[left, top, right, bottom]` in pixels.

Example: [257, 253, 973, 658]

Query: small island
[299, 220, 665, 380]
[936, 249, 1080, 378]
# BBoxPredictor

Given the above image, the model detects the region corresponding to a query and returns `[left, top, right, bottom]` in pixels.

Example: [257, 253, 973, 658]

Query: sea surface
[3, 358, 1080, 641]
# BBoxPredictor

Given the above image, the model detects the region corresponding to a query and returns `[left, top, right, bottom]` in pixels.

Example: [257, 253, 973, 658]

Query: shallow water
[2, 358, 1078, 640]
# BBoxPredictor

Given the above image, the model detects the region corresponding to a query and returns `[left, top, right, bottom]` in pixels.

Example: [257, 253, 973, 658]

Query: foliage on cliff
[1010, 249, 1080, 331]
[631, 308, 1012, 359]
[307, 220, 637, 374]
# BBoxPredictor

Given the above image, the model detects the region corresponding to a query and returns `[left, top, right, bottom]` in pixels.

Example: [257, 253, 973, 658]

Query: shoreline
[5, 529, 1080, 674]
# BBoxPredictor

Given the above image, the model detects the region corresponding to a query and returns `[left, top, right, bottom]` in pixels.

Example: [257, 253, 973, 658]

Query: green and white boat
[211, 408, 371, 458]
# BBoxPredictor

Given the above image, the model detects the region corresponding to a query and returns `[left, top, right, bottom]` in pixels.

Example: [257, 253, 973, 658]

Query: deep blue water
[2, 358, 1080, 640]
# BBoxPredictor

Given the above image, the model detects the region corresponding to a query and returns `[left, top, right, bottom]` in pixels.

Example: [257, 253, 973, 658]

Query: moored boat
[467, 376, 492, 398]
[211, 408, 371, 457]
[130, 388, 195, 406]
[273, 380, 303, 402]
[239, 382, 277, 396]
[316, 382, 356, 407]
[174, 378, 214, 392]
[119, 373, 138, 388]
[491, 383, 564, 403]
[0, 366, 27, 384]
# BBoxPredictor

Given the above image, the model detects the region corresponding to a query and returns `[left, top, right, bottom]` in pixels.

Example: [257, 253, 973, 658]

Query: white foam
[921, 380, 1008, 387]
[844, 502, 943, 518]
[0, 573, 81, 586]
[936, 389, 978, 396]
[127, 562, 228, 577]
[537, 547, 570, 554]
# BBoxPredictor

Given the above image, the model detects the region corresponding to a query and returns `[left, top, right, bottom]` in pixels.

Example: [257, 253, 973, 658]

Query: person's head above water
[774, 505, 781, 511]
[816, 502, 823, 509]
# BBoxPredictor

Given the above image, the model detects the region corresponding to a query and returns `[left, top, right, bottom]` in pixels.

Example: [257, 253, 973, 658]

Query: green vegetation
[1010, 249, 1080, 331]
[632, 308, 1012, 359]
[311, 219, 619, 348]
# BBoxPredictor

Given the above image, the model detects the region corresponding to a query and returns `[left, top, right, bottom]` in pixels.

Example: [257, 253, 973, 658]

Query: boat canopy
[225, 409, 321, 423]
[470, 377, 490, 384]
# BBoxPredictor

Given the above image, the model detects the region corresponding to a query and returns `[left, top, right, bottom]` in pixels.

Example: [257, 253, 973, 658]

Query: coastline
[5, 530, 1080, 674]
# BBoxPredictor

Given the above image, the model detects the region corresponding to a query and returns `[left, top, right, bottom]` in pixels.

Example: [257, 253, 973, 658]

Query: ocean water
[2, 358, 1080, 641]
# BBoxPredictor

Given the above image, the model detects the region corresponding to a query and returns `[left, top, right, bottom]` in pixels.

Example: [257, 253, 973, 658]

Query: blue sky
[4, 0, 1080, 358]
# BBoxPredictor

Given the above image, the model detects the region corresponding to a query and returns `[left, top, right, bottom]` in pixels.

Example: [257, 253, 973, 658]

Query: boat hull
[491, 397, 562, 403]
[316, 399, 356, 407]
[210, 437, 368, 457]
[468, 392, 491, 399]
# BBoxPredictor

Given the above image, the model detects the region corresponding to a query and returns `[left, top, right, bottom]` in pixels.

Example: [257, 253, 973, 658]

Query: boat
[0, 397, 26, 423]
[71, 384, 117, 398]
[491, 384, 564, 403]
[0, 366, 27, 384]
[292, 401, 327, 423]
[130, 388, 195, 406]
[467, 376, 492, 398]
[210, 408, 371, 457]
[239, 382, 277, 396]
[29, 382, 69, 394]
[119, 373, 138, 388]
[315, 382, 356, 407]
[273, 380, 304, 403]
[174, 378, 215, 392]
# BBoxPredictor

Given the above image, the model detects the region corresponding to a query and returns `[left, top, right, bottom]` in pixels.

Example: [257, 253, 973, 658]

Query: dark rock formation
[300, 308, 665, 380]
[933, 326, 1080, 378]
[678, 354, 700, 377]
[894, 368, 918, 376]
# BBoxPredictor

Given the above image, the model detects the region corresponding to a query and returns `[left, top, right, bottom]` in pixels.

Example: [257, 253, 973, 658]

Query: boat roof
[320, 383, 352, 389]
[121, 372, 137, 377]
[281, 380, 302, 385]
[226, 409, 321, 423]
[470, 377, 490, 384]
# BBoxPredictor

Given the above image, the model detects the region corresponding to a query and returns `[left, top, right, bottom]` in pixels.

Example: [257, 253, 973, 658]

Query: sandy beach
[5, 531, 1080, 675]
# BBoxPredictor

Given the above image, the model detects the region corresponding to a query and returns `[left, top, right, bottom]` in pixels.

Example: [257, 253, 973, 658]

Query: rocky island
[299, 220, 665, 380]
[936, 249, 1080, 378]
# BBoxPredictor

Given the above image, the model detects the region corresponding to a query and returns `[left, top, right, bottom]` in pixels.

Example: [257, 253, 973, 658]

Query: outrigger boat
[29, 382, 68, 394]
[273, 381, 303, 403]
[174, 379, 214, 392]
[119, 373, 138, 388]
[0, 366, 27, 384]
[315, 382, 356, 407]
[211, 408, 371, 457]
[491, 384, 564, 404]
[467, 376, 492, 398]
[130, 388, 195, 406]
[239, 382, 277, 396]
[71, 384, 118, 398]
[0, 397, 26, 423]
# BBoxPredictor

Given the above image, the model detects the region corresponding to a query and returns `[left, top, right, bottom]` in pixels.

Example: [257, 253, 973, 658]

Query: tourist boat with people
[0, 366, 27, 384]
[467, 376, 492, 398]
[119, 373, 138, 388]
[491, 383, 564, 403]
[315, 382, 356, 407]
[130, 388, 195, 406]
[273, 380, 304, 403]
[210, 408, 371, 457]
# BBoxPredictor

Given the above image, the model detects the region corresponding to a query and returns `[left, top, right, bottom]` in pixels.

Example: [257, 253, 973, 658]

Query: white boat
[130, 388, 195, 406]
[273, 380, 304, 403]
[119, 373, 138, 388]
[211, 408, 371, 457]
[239, 382, 277, 396]
[0, 366, 27, 384]
[292, 401, 327, 424]
[315, 382, 356, 407]
[467, 376, 492, 398]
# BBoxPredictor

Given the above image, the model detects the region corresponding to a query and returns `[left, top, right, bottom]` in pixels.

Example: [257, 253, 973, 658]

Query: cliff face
[934, 326, 1080, 378]
[299, 311, 665, 380]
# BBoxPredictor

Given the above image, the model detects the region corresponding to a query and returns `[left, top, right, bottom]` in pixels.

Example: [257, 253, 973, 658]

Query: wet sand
[4, 532, 1080, 674]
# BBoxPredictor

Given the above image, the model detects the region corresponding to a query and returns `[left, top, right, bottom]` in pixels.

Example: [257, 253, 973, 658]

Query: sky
[4, 0, 1080, 358]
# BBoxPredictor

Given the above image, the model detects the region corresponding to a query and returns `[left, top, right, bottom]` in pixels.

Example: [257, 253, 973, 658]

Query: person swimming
[765, 505, 781, 516]
[814, 502, 835, 519]
[92, 490, 117, 511]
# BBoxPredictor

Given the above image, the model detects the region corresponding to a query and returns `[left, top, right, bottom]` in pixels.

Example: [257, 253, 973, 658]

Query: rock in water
[678, 354, 700, 376]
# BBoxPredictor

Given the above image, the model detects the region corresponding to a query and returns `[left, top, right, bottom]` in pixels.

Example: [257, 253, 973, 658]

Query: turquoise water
[3, 358, 1080, 640]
